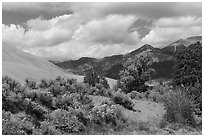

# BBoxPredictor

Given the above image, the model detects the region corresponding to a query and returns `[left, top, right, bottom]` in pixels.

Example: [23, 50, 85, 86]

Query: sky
[2, 2, 202, 61]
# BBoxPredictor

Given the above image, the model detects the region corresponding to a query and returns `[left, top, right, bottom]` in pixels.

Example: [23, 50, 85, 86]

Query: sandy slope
[2, 44, 82, 84]
[2, 44, 116, 87]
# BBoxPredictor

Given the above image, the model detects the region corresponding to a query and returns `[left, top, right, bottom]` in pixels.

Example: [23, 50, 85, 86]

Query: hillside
[54, 45, 177, 79]
[53, 36, 201, 80]
[161, 36, 202, 55]
[2, 43, 84, 84]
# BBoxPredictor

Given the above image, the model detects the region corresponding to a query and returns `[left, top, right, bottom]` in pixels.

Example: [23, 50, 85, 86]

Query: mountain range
[2, 36, 201, 87]
[53, 36, 202, 80]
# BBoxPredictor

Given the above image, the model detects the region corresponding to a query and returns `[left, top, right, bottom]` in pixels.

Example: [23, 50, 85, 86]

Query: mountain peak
[140, 44, 154, 50]
[129, 44, 157, 56]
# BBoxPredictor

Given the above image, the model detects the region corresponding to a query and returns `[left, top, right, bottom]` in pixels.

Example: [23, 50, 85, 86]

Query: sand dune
[2, 44, 84, 84]
[2, 44, 116, 87]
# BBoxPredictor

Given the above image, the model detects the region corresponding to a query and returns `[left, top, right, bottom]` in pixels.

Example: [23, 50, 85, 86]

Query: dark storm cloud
[3, 2, 202, 26]
[128, 19, 154, 39]
[2, 2, 73, 25]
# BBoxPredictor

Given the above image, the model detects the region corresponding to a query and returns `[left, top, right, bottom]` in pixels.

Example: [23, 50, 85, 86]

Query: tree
[118, 56, 155, 93]
[84, 69, 109, 88]
[174, 44, 202, 87]
[174, 44, 202, 115]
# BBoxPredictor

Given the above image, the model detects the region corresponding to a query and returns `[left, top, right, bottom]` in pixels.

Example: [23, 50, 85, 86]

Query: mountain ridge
[53, 36, 201, 80]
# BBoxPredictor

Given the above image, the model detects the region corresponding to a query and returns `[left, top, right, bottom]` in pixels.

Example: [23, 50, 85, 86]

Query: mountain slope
[2, 43, 84, 84]
[54, 44, 176, 79]
[161, 36, 202, 55]
[169, 36, 201, 47]
[2, 43, 117, 88]
[53, 36, 202, 80]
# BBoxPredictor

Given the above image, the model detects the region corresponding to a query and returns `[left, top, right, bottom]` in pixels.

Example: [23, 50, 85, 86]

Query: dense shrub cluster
[112, 91, 135, 110]
[89, 100, 127, 128]
[84, 69, 110, 89]
[162, 87, 196, 125]
[2, 110, 39, 135]
[173, 45, 202, 116]
[2, 76, 128, 135]
[2, 44, 202, 134]
[147, 83, 201, 128]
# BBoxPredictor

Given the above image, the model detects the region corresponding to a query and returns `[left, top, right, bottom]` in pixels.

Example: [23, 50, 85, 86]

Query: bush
[23, 89, 53, 109]
[24, 99, 49, 121]
[128, 90, 146, 99]
[48, 109, 85, 133]
[89, 100, 126, 127]
[84, 70, 109, 89]
[2, 111, 37, 135]
[40, 121, 62, 135]
[162, 87, 196, 125]
[186, 83, 202, 116]
[25, 78, 37, 89]
[148, 90, 163, 102]
[38, 79, 49, 89]
[2, 77, 25, 113]
[112, 91, 134, 111]
[54, 92, 93, 111]
[49, 84, 66, 97]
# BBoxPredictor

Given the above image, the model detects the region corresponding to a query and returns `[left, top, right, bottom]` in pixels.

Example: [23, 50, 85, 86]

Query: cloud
[128, 19, 154, 39]
[2, 2, 73, 25]
[3, 2, 201, 25]
[73, 15, 138, 45]
[3, 14, 83, 48]
[3, 14, 140, 61]
[2, 3, 202, 61]
[142, 16, 202, 47]
[70, 2, 202, 19]
[156, 16, 202, 28]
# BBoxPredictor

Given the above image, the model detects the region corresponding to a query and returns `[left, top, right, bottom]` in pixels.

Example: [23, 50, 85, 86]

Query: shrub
[186, 83, 202, 116]
[54, 92, 93, 111]
[94, 83, 112, 97]
[23, 89, 53, 108]
[89, 100, 126, 127]
[25, 78, 37, 89]
[2, 111, 37, 135]
[162, 87, 196, 125]
[148, 90, 163, 102]
[84, 70, 109, 89]
[112, 91, 134, 110]
[38, 79, 49, 89]
[49, 84, 66, 97]
[40, 121, 62, 135]
[24, 99, 49, 121]
[128, 90, 146, 99]
[2, 77, 25, 113]
[48, 109, 85, 133]
[38, 91, 53, 108]
[71, 83, 89, 95]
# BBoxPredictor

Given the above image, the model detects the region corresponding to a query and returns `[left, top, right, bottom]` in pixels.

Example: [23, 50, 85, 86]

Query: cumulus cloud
[73, 15, 138, 44]
[2, 2, 202, 61]
[3, 14, 140, 61]
[142, 16, 202, 47]
[3, 14, 83, 48]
